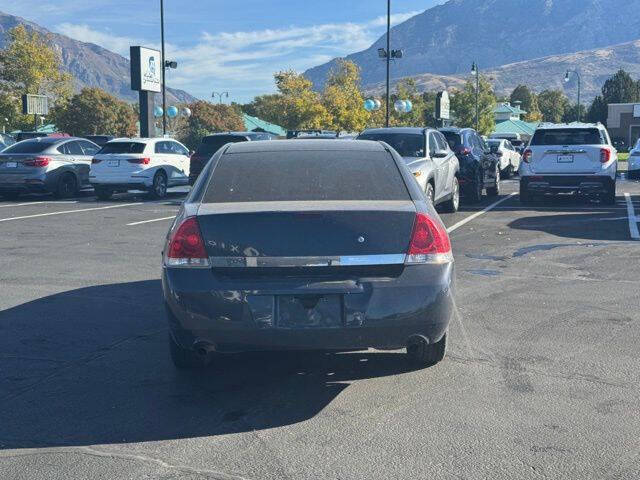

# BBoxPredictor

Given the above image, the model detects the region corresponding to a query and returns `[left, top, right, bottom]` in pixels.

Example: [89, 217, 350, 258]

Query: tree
[601, 69, 640, 105]
[451, 76, 496, 135]
[177, 100, 244, 150]
[562, 103, 587, 123]
[537, 89, 569, 123]
[51, 88, 137, 136]
[510, 84, 542, 122]
[587, 95, 608, 124]
[247, 70, 331, 131]
[321, 59, 368, 132]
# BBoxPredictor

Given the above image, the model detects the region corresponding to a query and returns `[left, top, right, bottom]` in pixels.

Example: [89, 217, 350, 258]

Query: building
[607, 103, 640, 149]
[491, 102, 538, 141]
[242, 114, 286, 137]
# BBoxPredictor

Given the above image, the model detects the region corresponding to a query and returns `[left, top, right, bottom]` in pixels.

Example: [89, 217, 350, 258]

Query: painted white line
[624, 193, 640, 240]
[447, 193, 517, 233]
[127, 216, 176, 226]
[0, 201, 78, 208]
[0, 203, 142, 222]
[487, 206, 630, 211]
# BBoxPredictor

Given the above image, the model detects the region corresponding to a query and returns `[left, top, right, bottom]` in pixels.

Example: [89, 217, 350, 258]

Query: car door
[154, 140, 173, 172]
[168, 141, 190, 184]
[76, 140, 100, 186]
[436, 131, 457, 193]
[428, 131, 449, 200]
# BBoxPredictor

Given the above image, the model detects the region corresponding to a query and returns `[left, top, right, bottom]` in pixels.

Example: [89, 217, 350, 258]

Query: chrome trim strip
[544, 149, 587, 154]
[209, 254, 407, 268]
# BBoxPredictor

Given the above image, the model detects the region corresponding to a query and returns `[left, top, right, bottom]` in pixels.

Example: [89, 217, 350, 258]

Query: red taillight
[459, 147, 471, 156]
[24, 156, 51, 167]
[92, 158, 101, 164]
[406, 213, 452, 264]
[127, 157, 151, 165]
[600, 148, 611, 164]
[165, 217, 210, 267]
[522, 149, 532, 163]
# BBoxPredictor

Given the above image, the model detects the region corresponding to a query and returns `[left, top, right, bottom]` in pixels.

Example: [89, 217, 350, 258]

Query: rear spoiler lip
[209, 254, 407, 268]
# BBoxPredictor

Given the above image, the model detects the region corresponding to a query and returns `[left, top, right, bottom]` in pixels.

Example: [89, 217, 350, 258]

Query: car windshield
[530, 128, 604, 146]
[2, 140, 50, 154]
[357, 133, 424, 157]
[98, 142, 146, 154]
[441, 132, 463, 150]
[203, 150, 409, 202]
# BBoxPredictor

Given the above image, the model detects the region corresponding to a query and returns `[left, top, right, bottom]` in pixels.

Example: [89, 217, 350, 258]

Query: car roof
[205, 132, 256, 137]
[439, 127, 475, 134]
[360, 127, 428, 135]
[535, 122, 603, 130]
[20, 136, 82, 145]
[225, 139, 387, 154]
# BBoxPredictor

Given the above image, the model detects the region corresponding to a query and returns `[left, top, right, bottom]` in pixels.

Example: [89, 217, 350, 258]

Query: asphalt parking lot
[1, 178, 640, 480]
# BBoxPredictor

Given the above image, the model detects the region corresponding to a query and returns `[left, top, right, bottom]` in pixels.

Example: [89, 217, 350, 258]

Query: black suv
[189, 132, 272, 185]
[440, 127, 500, 203]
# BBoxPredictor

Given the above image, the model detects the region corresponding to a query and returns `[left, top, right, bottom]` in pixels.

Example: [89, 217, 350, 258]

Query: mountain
[0, 11, 195, 104]
[363, 39, 640, 102]
[305, 0, 640, 90]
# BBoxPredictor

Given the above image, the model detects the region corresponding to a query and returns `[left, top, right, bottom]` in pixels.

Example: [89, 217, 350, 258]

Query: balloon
[364, 99, 376, 112]
[394, 100, 407, 113]
[153, 106, 163, 118]
[182, 107, 192, 117]
[167, 106, 179, 118]
[373, 99, 382, 111]
[404, 100, 413, 113]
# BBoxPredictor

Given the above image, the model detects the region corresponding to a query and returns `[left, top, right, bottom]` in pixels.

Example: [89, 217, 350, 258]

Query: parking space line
[624, 193, 640, 240]
[447, 193, 517, 233]
[127, 216, 176, 226]
[0, 203, 142, 223]
[0, 201, 78, 208]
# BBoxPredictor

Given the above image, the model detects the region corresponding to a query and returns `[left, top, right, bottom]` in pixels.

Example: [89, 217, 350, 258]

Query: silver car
[357, 127, 460, 212]
[0, 137, 100, 200]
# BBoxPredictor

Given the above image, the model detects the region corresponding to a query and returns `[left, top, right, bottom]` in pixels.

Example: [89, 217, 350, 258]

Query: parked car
[486, 139, 521, 177]
[189, 132, 272, 185]
[15, 132, 48, 142]
[440, 127, 501, 202]
[520, 123, 617, 204]
[357, 127, 460, 212]
[90, 137, 190, 200]
[83, 135, 115, 147]
[0, 137, 99, 200]
[163, 139, 454, 368]
[0, 133, 16, 151]
[626, 138, 640, 179]
[510, 139, 526, 154]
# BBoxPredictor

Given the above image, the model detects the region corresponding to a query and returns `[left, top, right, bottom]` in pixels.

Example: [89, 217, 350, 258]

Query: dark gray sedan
[0, 137, 100, 199]
[162, 139, 455, 369]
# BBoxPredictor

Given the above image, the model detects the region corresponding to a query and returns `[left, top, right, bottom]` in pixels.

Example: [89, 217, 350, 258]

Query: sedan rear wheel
[149, 171, 168, 199]
[407, 332, 447, 367]
[54, 173, 78, 199]
[486, 167, 500, 197]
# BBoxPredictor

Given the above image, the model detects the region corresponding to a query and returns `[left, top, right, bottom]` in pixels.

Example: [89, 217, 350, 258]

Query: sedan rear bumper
[521, 175, 614, 195]
[163, 263, 455, 353]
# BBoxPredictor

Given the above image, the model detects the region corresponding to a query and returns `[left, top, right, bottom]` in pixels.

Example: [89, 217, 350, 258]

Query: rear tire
[465, 171, 483, 204]
[502, 164, 512, 179]
[407, 333, 447, 367]
[149, 171, 168, 199]
[441, 177, 460, 213]
[94, 185, 113, 201]
[54, 173, 78, 199]
[169, 333, 211, 369]
[425, 182, 435, 204]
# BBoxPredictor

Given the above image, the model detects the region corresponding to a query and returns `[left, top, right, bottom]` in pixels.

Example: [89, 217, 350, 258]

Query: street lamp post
[471, 62, 479, 131]
[564, 69, 581, 122]
[385, 0, 391, 127]
[160, 0, 166, 136]
[212, 91, 230, 104]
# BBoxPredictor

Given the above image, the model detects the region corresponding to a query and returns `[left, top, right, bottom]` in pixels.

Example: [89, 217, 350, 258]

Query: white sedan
[89, 138, 190, 199]
[487, 139, 521, 178]
[627, 139, 640, 179]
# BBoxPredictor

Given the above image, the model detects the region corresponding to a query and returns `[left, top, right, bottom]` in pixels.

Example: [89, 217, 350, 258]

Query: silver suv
[520, 123, 617, 204]
[357, 127, 460, 212]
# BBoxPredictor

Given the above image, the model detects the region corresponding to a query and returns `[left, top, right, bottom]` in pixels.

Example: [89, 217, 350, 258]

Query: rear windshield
[530, 128, 605, 146]
[441, 132, 462, 150]
[196, 136, 247, 157]
[98, 142, 146, 154]
[2, 140, 50, 154]
[203, 150, 410, 202]
[357, 133, 424, 157]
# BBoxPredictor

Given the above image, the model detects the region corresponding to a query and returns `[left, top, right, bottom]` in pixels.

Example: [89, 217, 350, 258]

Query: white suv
[520, 123, 617, 204]
[90, 138, 190, 200]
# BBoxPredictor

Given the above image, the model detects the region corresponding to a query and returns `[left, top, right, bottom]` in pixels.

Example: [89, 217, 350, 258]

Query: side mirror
[433, 149, 448, 159]
[189, 150, 194, 156]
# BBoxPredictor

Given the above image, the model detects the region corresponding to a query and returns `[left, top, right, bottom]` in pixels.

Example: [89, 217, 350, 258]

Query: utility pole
[160, 0, 167, 136]
[471, 62, 479, 131]
[564, 70, 581, 122]
[385, 0, 391, 128]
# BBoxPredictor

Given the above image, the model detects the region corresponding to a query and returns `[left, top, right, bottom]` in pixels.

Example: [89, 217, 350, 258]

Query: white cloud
[55, 10, 422, 103]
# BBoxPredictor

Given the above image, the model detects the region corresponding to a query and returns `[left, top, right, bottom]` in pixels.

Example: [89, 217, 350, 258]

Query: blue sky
[0, 0, 443, 102]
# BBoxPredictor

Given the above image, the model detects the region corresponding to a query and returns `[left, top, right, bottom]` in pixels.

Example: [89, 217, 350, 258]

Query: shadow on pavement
[0, 280, 420, 449]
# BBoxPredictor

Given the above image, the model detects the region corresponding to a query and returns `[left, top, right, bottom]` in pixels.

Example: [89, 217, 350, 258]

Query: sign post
[436, 91, 451, 127]
[22, 94, 49, 131]
[130, 46, 162, 138]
